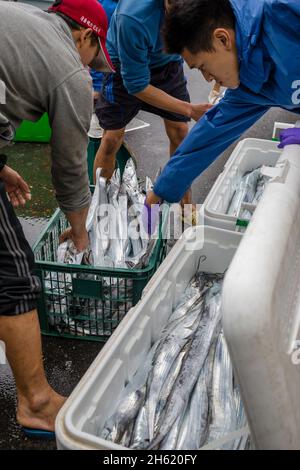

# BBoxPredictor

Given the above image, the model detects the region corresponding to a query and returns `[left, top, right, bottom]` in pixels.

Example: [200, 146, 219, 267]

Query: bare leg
[93, 128, 125, 181]
[164, 119, 192, 205]
[0, 310, 66, 432]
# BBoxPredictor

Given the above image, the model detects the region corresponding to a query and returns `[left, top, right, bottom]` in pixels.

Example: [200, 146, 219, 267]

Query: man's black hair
[52, 12, 99, 46]
[163, 0, 235, 55]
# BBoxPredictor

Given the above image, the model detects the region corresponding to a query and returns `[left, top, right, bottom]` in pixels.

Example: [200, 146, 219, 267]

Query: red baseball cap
[49, 0, 115, 73]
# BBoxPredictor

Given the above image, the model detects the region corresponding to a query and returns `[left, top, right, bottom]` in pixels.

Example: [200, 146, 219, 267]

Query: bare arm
[60, 206, 90, 252]
[48, 70, 93, 251]
[135, 85, 212, 121]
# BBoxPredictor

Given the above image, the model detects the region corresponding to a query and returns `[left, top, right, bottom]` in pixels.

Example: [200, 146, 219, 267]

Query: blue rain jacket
[154, 0, 300, 202]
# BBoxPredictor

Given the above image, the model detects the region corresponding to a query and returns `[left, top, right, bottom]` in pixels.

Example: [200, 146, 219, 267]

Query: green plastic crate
[87, 138, 136, 184]
[14, 114, 51, 143]
[32, 206, 168, 342]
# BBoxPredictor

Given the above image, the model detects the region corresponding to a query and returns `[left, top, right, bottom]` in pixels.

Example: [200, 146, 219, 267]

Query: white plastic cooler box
[203, 138, 282, 231]
[56, 138, 300, 450]
[55, 226, 244, 450]
[222, 141, 300, 450]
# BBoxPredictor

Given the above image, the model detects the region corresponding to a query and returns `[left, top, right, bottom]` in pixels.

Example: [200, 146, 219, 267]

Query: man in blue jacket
[93, 0, 210, 205]
[146, 0, 300, 208]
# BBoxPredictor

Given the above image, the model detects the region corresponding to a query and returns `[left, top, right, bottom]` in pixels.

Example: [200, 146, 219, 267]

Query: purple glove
[142, 200, 161, 236]
[278, 128, 300, 148]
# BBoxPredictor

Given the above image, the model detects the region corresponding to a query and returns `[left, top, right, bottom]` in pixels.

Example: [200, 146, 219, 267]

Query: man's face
[182, 28, 240, 89]
[75, 28, 100, 68]
[164, 0, 171, 13]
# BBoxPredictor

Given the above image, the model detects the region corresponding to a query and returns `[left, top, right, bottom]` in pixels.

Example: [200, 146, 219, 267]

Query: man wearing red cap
[0, 0, 113, 439]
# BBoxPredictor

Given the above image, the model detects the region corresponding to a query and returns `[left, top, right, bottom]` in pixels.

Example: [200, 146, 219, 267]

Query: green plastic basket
[14, 114, 51, 143]
[32, 206, 168, 342]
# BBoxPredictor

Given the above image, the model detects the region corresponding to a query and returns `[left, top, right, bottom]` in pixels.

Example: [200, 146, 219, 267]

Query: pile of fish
[45, 159, 159, 336]
[227, 166, 270, 223]
[87, 159, 157, 270]
[93, 273, 250, 450]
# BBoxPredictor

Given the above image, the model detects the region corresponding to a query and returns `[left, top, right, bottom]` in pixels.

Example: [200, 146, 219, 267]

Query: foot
[181, 203, 198, 226]
[180, 189, 198, 226]
[17, 389, 67, 433]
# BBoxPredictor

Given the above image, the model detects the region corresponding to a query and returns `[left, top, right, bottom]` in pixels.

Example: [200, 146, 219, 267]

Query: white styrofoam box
[56, 226, 243, 450]
[203, 138, 282, 231]
[222, 141, 300, 450]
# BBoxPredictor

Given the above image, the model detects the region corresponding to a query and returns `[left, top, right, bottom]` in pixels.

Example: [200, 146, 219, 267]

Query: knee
[101, 132, 124, 154]
[166, 123, 189, 147]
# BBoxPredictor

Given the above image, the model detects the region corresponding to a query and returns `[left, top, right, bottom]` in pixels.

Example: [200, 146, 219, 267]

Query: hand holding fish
[60, 227, 89, 253]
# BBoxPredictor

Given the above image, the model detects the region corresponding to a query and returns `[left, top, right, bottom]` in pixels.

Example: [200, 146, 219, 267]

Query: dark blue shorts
[95, 61, 191, 130]
[0, 181, 41, 316]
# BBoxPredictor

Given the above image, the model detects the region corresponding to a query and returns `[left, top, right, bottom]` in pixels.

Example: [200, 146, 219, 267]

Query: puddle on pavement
[4, 143, 58, 245]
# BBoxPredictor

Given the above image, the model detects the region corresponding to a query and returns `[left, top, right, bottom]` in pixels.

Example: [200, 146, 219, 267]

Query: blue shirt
[91, 0, 118, 92]
[99, 0, 117, 23]
[154, 0, 300, 202]
[106, 0, 181, 94]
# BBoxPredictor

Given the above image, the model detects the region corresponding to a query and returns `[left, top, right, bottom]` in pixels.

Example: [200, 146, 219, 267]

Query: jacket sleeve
[90, 69, 104, 92]
[153, 89, 269, 202]
[265, 0, 300, 36]
[116, 15, 150, 95]
[47, 69, 93, 213]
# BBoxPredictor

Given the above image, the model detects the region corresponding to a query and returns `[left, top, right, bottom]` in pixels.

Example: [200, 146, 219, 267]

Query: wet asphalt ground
[0, 69, 298, 450]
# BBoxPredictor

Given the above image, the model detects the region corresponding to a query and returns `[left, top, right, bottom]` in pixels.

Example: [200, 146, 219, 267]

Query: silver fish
[107, 168, 126, 268]
[146, 304, 202, 442]
[120, 420, 135, 448]
[101, 385, 146, 444]
[172, 399, 190, 451]
[252, 172, 269, 205]
[176, 341, 216, 450]
[227, 168, 261, 217]
[145, 176, 153, 193]
[118, 185, 130, 259]
[165, 273, 207, 328]
[89, 172, 112, 267]
[130, 404, 149, 450]
[98, 342, 158, 444]
[159, 411, 186, 450]
[157, 347, 193, 450]
[153, 346, 188, 433]
[123, 159, 149, 260]
[122, 158, 145, 207]
[227, 167, 270, 226]
[129, 238, 156, 269]
[126, 210, 143, 260]
[204, 331, 237, 450]
[148, 280, 222, 449]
